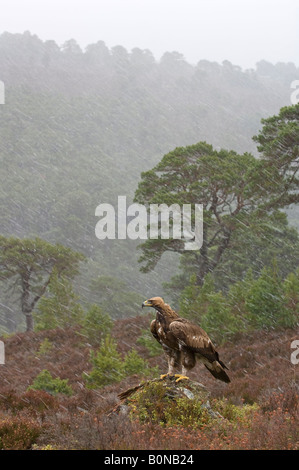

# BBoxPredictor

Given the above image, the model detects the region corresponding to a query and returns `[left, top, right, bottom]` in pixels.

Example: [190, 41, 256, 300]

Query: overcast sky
[1, 0, 298, 69]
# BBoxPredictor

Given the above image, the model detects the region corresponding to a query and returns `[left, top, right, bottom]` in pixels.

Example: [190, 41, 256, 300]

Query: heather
[0, 319, 298, 450]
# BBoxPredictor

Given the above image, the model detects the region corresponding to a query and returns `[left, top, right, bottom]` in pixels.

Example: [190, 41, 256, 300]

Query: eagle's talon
[160, 373, 174, 380]
[160, 373, 171, 380]
[174, 374, 189, 382]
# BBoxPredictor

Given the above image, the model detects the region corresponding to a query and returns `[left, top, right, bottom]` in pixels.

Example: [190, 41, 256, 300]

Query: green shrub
[85, 335, 124, 388]
[80, 304, 113, 345]
[283, 269, 299, 328]
[245, 265, 287, 329]
[123, 348, 151, 375]
[36, 338, 53, 356]
[28, 369, 73, 396]
[227, 269, 255, 330]
[85, 336, 158, 389]
[179, 274, 239, 343]
[178, 264, 299, 337]
[211, 398, 259, 424]
[200, 291, 239, 343]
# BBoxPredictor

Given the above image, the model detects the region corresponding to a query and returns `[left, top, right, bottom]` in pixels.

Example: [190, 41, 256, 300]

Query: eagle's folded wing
[169, 320, 220, 363]
[169, 320, 230, 382]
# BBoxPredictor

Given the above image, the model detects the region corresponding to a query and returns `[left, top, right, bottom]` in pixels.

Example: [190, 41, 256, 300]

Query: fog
[1, 0, 299, 69]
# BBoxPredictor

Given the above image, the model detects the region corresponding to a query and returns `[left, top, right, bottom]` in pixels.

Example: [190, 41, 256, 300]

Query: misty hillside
[0, 31, 298, 331]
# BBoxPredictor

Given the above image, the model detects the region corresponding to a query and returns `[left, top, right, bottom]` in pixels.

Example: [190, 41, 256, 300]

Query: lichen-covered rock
[112, 376, 224, 427]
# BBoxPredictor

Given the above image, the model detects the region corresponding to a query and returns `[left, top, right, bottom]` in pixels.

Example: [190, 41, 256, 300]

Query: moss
[124, 377, 260, 431]
[126, 378, 213, 428]
[211, 398, 259, 424]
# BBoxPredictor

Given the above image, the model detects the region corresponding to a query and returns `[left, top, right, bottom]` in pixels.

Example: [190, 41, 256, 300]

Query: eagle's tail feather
[218, 359, 229, 370]
[204, 361, 230, 383]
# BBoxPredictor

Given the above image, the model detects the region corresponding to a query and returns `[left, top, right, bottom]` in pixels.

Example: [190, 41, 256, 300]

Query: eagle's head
[142, 296, 179, 319]
[142, 296, 165, 310]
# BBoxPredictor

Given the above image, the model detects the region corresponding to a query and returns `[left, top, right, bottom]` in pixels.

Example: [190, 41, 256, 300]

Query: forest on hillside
[0, 31, 298, 332]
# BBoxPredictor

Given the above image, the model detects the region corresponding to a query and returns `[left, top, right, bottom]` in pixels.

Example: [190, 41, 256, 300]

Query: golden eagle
[142, 297, 230, 383]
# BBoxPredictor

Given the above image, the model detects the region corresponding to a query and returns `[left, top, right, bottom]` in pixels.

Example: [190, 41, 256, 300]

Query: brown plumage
[142, 296, 230, 383]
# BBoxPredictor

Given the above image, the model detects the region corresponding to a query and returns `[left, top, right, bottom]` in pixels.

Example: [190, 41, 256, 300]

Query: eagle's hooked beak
[142, 299, 152, 308]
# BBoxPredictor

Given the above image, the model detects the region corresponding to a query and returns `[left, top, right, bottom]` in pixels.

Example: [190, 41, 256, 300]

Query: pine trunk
[25, 313, 34, 332]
